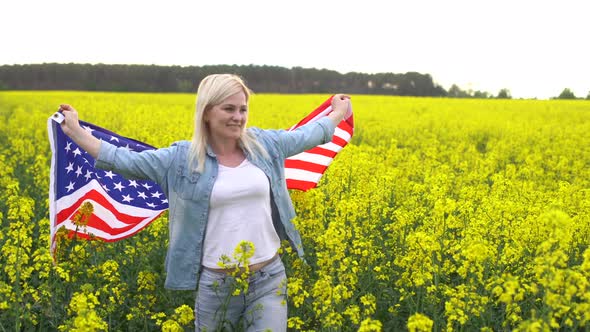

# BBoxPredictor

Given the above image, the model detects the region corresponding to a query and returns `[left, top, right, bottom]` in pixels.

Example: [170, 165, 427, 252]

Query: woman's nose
[232, 112, 244, 121]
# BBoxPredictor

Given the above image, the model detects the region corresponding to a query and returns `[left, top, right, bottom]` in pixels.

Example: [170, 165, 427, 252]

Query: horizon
[3, 0, 589, 99]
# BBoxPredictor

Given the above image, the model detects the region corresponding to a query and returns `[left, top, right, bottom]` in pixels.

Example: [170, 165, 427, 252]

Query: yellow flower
[358, 318, 383, 332]
[407, 313, 434, 332]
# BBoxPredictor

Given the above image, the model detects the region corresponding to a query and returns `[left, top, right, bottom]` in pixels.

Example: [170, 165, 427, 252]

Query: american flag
[285, 95, 354, 190]
[47, 96, 353, 252]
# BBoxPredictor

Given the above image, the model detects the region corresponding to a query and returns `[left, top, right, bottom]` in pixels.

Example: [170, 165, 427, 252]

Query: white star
[151, 191, 162, 198]
[83, 157, 90, 165]
[65, 181, 75, 192]
[161, 199, 168, 204]
[82, 125, 94, 134]
[146, 202, 156, 208]
[113, 182, 125, 191]
[137, 192, 148, 199]
[104, 171, 115, 179]
[65, 162, 74, 173]
[128, 180, 139, 188]
[75, 166, 83, 177]
[122, 194, 134, 202]
[72, 148, 82, 157]
[102, 184, 110, 192]
[142, 183, 152, 190]
[84, 170, 93, 181]
[109, 136, 119, 142]
[65, 142, 72, 153]
[123, 144, 133, 151]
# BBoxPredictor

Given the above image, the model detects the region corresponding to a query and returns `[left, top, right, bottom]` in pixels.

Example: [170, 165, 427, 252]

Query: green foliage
[556, 88, 577, 99]
[496, 88, 512, 99]
[1, 92, 590, 331]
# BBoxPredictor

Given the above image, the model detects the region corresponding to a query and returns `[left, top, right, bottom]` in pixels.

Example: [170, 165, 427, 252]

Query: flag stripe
[286, 179, 318, 191]
[284, 168, 324, 183]
[306, 146, 338, 158]
[317, 142, 344, 153]
[59, 211, 164, 241]
[335, 126, 353, 141]
[56, 189, 155, 227]
[284, 160, 328, 174]
[286, 151, 334, 166]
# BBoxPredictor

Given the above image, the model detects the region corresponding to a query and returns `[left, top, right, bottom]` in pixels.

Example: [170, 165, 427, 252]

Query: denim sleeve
[95, 141, 177, 187]
[268, 116, 337, 158]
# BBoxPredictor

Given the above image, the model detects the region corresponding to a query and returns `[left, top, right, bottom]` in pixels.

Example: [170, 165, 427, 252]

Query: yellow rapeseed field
[0, 91, 589, 331]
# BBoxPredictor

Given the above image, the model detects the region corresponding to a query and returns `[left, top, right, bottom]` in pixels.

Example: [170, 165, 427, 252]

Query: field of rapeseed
[0, 91, 589, 331]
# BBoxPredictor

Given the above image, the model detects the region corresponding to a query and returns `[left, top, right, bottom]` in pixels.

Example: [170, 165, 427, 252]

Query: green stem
[14, 232, 22, 332]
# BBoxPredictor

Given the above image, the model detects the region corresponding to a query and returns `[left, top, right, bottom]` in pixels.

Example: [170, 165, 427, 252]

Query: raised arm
[260, 94, 351, 158]
[58, 104, 176, 186]
[59, 104, 101, 159]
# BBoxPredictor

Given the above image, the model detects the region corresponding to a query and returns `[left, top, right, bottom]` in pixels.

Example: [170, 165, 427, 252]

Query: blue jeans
[195, 257, 288, 331]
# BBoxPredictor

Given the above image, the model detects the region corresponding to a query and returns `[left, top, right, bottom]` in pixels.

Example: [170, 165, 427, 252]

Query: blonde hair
[188, 74, 269, 173]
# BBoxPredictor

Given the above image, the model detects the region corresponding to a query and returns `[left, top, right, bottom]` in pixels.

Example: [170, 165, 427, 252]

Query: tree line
[0, 63, 587, 99]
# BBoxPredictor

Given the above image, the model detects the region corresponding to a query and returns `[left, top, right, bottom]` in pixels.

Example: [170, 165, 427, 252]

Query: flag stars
[82, 125, 94, 134]
[151, 191, 162, 198]
[65, 181, 75, 192]
[72, 148, 82, 157]
[104, 171, 115, 179]
[109, 136, 119, 142]
[113, 182, 125, 191]
[84, 170, 93, 181]
[142, 183, 152, 190]
[161, 199, 168, 204]
[122, 194, 134, 202]
[65, 141, 72, 153]
[65, 162, 74, 173]
[146, 202, 156, 208]
[75, 166, 83, 177]
[137, 192, 148, 199]
[115, 182, 125, 191]
[128, 180, 139, 188]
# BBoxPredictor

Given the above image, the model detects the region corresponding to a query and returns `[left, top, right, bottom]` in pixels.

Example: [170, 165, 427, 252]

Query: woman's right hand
[59, 104, 83, 137]
[57, 104, 102, 159]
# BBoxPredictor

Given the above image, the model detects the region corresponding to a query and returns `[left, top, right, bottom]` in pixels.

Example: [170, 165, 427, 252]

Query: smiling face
[204, 91, 248, 145]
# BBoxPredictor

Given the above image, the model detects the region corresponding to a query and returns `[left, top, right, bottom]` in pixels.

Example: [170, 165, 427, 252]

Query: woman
[59, 74, 351, 331]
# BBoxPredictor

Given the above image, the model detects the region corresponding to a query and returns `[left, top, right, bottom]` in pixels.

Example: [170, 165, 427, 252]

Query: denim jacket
[95, 116, 336, 290]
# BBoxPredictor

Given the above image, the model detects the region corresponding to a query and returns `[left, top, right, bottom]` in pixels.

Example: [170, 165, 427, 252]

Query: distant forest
[0, 63, 584, 99]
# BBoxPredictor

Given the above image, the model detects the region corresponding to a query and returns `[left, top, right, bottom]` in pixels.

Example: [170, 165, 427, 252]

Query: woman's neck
[208, 137, 241, 157]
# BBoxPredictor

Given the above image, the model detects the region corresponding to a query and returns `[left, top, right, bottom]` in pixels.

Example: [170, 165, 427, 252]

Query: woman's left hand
[329, 94, 351, 124]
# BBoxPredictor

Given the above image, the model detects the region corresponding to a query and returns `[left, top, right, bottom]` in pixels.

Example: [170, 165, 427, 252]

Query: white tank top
[201, 158, 281, 269]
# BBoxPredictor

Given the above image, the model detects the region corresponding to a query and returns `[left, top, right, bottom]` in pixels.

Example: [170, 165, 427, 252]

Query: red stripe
[338, 121, 354, 136]
[286, 178, 317, 191]
[344, 115, 354, 129]
[62, 210, 164, 242]
[332, 136, 348, 147]
[56, 189, 147, 225]
[284, 159, 328, 174]
[85, 213, 139, 234]
[306, 146, 338, 158]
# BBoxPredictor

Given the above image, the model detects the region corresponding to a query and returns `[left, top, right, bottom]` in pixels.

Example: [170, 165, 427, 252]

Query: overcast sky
[2, 0, 589, 99]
